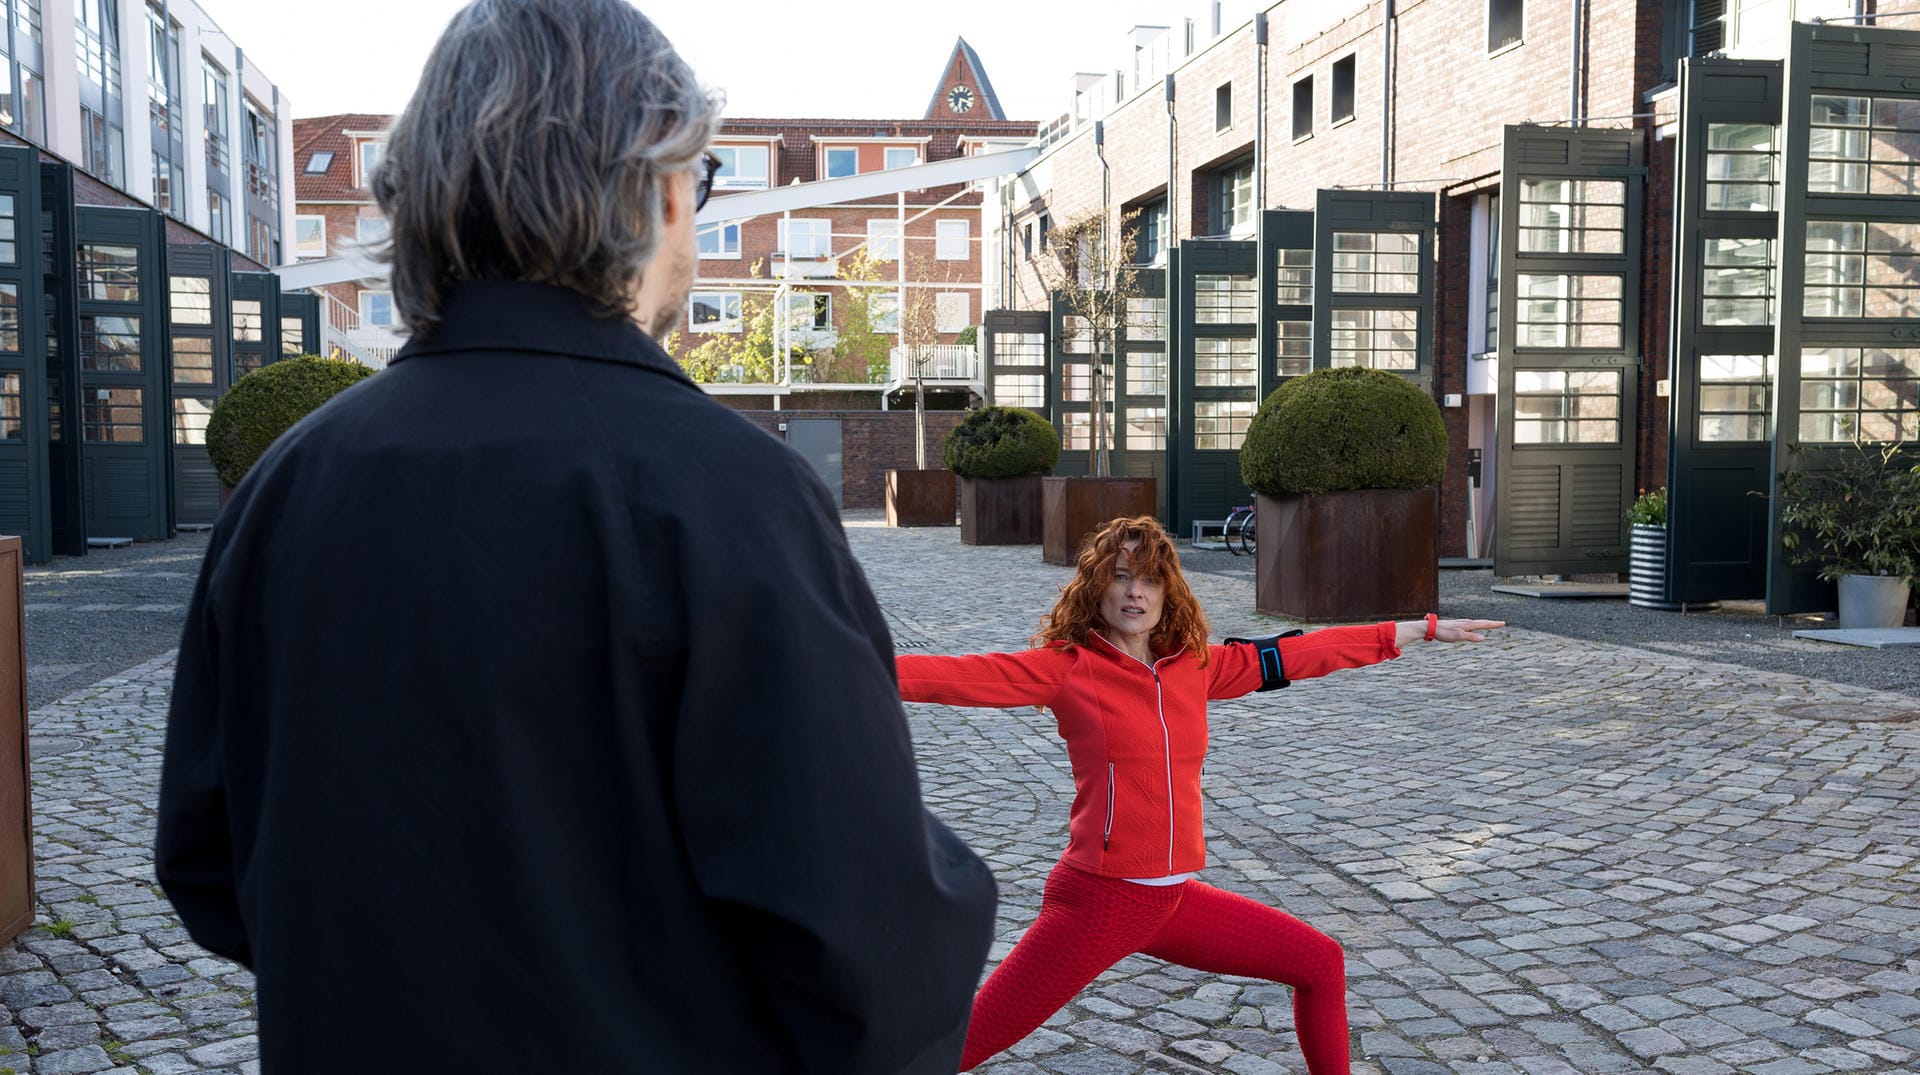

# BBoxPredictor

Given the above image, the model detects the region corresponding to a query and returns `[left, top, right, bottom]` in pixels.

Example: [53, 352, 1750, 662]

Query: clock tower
[923, 37, 1007, 121]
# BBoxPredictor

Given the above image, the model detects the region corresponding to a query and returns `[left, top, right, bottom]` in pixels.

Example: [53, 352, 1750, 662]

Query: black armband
[1222, 630, 1304, 691]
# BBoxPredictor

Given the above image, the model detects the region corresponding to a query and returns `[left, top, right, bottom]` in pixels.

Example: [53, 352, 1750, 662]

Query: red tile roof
[293, 113, 393, 203]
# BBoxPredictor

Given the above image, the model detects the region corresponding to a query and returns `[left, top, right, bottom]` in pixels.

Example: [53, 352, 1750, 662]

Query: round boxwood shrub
[943, 405, 1060, 479]
[1240, 366, 1446, 496]
[206, 355, 375, 488]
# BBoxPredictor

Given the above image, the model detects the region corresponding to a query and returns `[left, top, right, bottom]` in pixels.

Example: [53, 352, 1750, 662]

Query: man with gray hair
[155, 1, 996, 1070]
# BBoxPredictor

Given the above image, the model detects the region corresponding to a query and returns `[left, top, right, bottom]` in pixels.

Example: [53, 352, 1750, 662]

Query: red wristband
[1425, 613, 1438, 641]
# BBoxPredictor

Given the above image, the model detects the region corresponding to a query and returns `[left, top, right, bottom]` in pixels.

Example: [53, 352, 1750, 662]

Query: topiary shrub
[943, 405, 1060, 479]
[1240, 366, 1446, 496]
[206, 355, 375, 488]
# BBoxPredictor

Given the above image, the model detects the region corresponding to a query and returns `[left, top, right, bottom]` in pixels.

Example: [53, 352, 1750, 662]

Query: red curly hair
[1033, 515, 1212, 664]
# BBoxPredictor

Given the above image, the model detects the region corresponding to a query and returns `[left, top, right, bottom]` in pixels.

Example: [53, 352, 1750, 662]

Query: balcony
[772, 251, 838, 279]
[886, 343, 979, 390]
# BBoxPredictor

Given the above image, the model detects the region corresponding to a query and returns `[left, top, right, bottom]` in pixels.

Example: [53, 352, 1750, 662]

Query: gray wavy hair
[371, 0, 720, 335]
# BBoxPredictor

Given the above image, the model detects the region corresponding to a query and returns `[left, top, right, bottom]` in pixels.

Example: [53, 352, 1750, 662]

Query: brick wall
[729, 409, 968, 510]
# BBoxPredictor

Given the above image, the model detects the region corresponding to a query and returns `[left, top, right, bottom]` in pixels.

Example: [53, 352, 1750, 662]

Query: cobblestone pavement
[855, 519, 1920, 1075]
[2, 519, 1916, 1073]
[22, 535, 209, 711]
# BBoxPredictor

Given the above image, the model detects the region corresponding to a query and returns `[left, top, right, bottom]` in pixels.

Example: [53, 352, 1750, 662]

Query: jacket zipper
[1090, 633, 1181, 874]
[1104, 762, 1115, 850]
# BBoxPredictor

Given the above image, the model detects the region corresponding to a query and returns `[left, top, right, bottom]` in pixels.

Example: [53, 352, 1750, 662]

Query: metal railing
[317, 289, 402, 370]
[887, 343, 979, 386]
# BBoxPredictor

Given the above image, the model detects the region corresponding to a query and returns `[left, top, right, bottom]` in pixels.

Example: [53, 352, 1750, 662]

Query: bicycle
[1223, 505, 1257, 557]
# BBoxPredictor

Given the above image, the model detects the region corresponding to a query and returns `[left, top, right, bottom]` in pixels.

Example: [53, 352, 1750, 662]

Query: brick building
[973, 0, 1920, 615]
[290, 113, 401, 364]
[681, 38, 1036, 412]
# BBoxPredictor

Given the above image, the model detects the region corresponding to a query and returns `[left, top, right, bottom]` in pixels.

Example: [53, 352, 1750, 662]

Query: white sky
[200, 0, 1192, 122]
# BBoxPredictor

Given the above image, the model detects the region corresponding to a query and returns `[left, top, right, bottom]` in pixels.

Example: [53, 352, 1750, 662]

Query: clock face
[947, 84, 975, 113]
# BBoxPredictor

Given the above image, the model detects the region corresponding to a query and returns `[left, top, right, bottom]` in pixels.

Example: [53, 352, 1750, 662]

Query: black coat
[157, 281, 997, 1072]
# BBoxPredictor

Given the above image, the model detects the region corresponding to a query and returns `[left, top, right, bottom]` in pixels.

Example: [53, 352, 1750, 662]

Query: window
[0, 284, 16, 354]
[1135, 200, 1168, 264]
[1194, 400, 1254, 450]
[0, 372, 19, 440]
[76, 0, 124, 184]
[173, 396, 211, 445]
[1215, 83, 1232, 132]
[171, 336, 213, 385]
[304, 151, 334, 174]
[359, 291, 393, 329]
[712, 145, 769, 189]
[357, 214, 390, 246]
[242, 95, 278, 205]
[0, 193, 18, 267]
[80, 315, 142, 372]
[867, 219, 902, 260]
[778, 218, 831, 259]
[1809, 95, 1920, 197]
[1022, 222, 1034, 259]
[1484, 192, 1501, 353]
[1195, 274, 1256, 324]
[169, 276, 211, 324]
[1697, 355, 1774, 442]
[358, 140, 385, 187]
[1517, 179, 1625, 255]
[825, 147, 858, 179]
[1515, 273, 1623, 348]
[1805, 220, 1920, 319]
[689, 291, 742, 333]
[936, 292, 968, 333]
[1330, 309, 1417, 370]
[1798, 347, 1920, 442]
[1292, 76, 1313, 141]
[146, 3, 184, 216]
[1127, 347, 1167, 395]
[1276, 320, 1312, 377]
[1701, 236, 1774, 326]
[203, 55, 230, 177]
[1195, 338, 1256, 387]
[1705, 123, 1778, 212]
[1513, 370, 1621, 444]
[1331, 231, 1419, 293]
[80, 106, 124, 186]
[697, 221, 741, 258]
[884, 147, 918, 170]
[1489, 0, 1524, 53]
[3, 1, 47, 146]
[293, 215, 327, 258]
[79, 244, 139, 302]
[1126, 407, 1167, 450]
[1126, 297, 1167, 344]
[787, 292, 831, 331]
[872, 294, 900, 334]
[1038, 212, 1051, 250]
[1062, 409, 1116, 451]
[936, 219, 970, 260]
[232, 298, 262, 341]
[83, 386, 143, 444]
[1216, 162, 1254, 236]
[1275, 247, 1312, 304]
[991, 333, 1046, 407]
[207, 189, 230, 245]
[281, 316, 304, 355]
[1331, 55, 1356, 124]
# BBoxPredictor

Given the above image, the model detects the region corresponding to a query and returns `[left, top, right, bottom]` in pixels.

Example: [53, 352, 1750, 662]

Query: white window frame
[867, 219, 903, 261]
[936, 219, 970, 260]
[884, 146, 919, 170]
[357, 140, 386, 187]
[697, 220, 741, 259]
[292, 214, 327, 258]
[356, 214, 389, 245]
[689, 291, 743, 333]
[824, 146, 859, 179]
[936, 292, 969, 333]
[872, 294, 900, 334]
[712, 145, 770, 190]
[778, 218, 832, 259]
[359, 290, 394, 328]
[788, 291, 832, 331]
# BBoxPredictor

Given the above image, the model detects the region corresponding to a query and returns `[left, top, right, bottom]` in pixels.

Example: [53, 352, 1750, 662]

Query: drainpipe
[1165, 74, 1177, 239]
[1569, 0, 1585, 126]
[1095, 119, 1111, 478]
[1254, 13, 1267, 214]
[1381, 0, 1394, 187]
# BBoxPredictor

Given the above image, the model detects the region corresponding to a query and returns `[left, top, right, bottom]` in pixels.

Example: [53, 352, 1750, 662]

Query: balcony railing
[887, 343, 979, 386]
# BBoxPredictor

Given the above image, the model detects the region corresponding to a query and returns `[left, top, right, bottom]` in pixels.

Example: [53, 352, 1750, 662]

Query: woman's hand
[1394, 618, 1507, 646]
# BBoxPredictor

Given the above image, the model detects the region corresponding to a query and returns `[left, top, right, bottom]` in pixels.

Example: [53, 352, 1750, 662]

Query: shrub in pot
[1240, 366, 1446, 620]
[1777, 440, 1920, 628]
[208, 355, 375, 490]
[1626, 488, 1682, 610]
[944, 406, 1059, 545]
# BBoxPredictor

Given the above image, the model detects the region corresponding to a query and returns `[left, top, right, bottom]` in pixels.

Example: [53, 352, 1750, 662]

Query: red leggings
[961, 861, 1350, 1073]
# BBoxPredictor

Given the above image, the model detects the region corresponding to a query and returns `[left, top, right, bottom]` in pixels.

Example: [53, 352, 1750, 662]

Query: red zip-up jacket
[897, 623, 1402, 879]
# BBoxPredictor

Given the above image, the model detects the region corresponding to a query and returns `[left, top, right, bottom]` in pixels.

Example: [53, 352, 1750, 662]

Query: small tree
[675, 260, 811, 385]
[895, 252, 961, 470]
[1045, 210, 1142, 478]
[832, 251, 894, 385]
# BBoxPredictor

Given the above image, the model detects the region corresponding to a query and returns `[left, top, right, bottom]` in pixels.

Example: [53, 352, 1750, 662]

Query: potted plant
[1038, 211, 1155, 565]
[207, 355, 376, 501]
[1777, 440, 1920, 628]
[1626, 487, 1680, 610]
[945, 405, 1060, 545]
[1239, 366, 1446, 621]
[886, 257, 959, 527]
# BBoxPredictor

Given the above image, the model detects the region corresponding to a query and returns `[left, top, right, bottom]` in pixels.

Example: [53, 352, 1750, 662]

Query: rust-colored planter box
[0, 536, 31, 946]
[1256, 489, 1438, 622]
[1042, 476, 1158, 566]
[960, 475, 1043, 545]
[886, 469, 957, 527]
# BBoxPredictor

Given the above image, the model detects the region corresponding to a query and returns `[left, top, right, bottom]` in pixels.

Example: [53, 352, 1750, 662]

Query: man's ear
[660, 168, 690, 228]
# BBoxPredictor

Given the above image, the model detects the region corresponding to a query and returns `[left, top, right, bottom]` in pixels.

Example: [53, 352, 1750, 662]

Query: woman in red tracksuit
[897, 516, 1503, 1072]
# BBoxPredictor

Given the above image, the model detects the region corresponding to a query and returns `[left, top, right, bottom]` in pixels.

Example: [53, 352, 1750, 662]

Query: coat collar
[388, 280, 692, 385]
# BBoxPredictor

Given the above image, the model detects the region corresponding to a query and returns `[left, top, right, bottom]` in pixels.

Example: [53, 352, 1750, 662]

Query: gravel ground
[1177, 542, 1920, 701]
[22, 532, 209, 711]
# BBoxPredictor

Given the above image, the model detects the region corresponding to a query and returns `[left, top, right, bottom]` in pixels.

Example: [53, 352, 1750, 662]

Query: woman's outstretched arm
[896, 645, 1073, 709]
[1209, 618, 1506, 699]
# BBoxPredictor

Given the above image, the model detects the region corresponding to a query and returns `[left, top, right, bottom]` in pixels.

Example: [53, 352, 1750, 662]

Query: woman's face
[1097, 540, 1165, 648]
